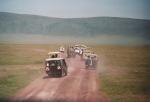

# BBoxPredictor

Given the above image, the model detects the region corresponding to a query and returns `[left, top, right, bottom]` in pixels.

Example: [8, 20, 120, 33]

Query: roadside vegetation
[0, 43, 150, 102]
[0, 65, 42, 99]
[93, 45, 150, 102]
[0, 43, 60, 100]
[0, 43, 60, 65]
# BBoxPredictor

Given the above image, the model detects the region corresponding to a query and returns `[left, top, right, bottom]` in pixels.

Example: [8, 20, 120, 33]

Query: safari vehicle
[74, 44, 88, 53]
[48, 52, 61, 58]
[84, 53, 98, 69]
[84, 50, 93, 54]
[45, 58, 68, 77]
[59, 46, 65, 53]
[83, 50, 94, 60]
[74, 44, 88, 49]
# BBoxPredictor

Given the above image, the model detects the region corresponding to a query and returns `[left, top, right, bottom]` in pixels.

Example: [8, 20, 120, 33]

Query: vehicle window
[57, 60, 61, 66]
[48, 60, 61, 67]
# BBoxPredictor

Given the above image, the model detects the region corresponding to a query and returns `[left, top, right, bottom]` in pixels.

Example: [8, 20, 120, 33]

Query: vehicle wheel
[86, 65, 89, 69]
[62, 70, 66, 76]
[59, 70, 63, 77]
[65, 69, 67, 76]
[48, 74, 51, 77]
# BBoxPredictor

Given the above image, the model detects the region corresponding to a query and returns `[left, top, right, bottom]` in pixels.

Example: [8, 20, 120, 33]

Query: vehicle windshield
[47, 60, 61, 67]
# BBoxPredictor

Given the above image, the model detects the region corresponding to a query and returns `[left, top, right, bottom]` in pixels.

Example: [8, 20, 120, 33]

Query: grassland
[0, 43, 61, 65]
[92, 45, 150, 102]
[0, 43, 60, 100]
[0, 43, 150, 102]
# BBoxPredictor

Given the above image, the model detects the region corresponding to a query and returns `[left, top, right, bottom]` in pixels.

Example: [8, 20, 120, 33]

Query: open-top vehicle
[83, 50, 94, 60]
[74, 44, 89, 49]
[74, 44, 88, 54]
[48, 51, 61, 58]
[45, 58, 68, 77]
[59, 46, 65, 53]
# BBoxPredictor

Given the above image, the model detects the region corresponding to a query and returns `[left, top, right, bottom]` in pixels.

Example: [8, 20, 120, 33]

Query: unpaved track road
[11, 55, 107, 102]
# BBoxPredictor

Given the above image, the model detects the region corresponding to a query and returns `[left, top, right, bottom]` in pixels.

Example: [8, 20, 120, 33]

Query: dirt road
[11, 55, 107, 102]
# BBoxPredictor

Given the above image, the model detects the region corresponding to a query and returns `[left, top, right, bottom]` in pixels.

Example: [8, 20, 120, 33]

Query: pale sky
[0, 0, 149, 19]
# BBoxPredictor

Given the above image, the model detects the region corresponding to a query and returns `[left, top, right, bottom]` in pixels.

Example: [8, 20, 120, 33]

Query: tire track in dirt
[50, 68, 84, 102]
[49, 56, 85, 102]
[77, 69, 90, 102]
[31, 66, 81, 101]
[10, 55, 108, 102]
[11, 56, 80, 102]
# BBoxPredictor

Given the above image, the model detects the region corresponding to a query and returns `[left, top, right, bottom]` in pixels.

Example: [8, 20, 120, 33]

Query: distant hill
[0, 12, 150, 44]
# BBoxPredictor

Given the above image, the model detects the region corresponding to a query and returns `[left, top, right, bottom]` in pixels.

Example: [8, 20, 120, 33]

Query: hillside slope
[0, 12, 150, 37]
[0, 12, 150, 44]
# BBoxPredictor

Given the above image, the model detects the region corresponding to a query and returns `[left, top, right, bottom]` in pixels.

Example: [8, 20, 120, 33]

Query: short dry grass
[92, 45, 150, 102]
[0, 64, 42, 99]
[0, 43, 150, 102]
[0, 43, 60, 100]
[0, 43, 61, 65]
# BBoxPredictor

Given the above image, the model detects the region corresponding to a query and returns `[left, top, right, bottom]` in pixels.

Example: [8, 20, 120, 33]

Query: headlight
[57, 66, 61, 70]
[46, 63, 49, 66]
[45, 67, 49, 71]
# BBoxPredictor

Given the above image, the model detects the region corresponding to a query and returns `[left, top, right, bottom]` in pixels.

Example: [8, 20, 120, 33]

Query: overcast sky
[0, 0, 149, 19]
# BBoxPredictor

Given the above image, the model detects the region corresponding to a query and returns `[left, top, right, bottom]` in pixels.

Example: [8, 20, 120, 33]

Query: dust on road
[11, 55, 107, 102]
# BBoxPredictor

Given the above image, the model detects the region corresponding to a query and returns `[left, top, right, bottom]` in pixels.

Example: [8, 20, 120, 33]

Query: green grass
[0, 43, 150, 102]
[0, 65, 42, 99]
[92, 45, 150, 102]
[0, 43, 60, 99]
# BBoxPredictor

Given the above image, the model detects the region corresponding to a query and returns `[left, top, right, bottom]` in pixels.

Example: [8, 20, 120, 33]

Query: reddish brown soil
[11, 55, 108, 102]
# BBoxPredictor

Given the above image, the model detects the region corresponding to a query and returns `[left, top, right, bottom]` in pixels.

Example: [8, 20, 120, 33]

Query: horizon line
[0, 11, 150, 20]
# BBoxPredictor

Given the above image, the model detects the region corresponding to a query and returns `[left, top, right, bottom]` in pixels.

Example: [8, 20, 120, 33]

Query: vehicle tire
[59, 70, 63, 77]
[86, 65, 89, 69]
[48, 74, 51, 77]
[65, 70, 67, 76]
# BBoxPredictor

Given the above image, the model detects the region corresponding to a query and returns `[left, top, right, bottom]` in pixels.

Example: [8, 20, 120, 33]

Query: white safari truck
[45, 58, 68, 77]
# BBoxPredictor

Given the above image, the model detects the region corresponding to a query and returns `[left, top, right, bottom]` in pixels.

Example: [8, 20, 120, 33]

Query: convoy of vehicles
[44, 44, 98, 77]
